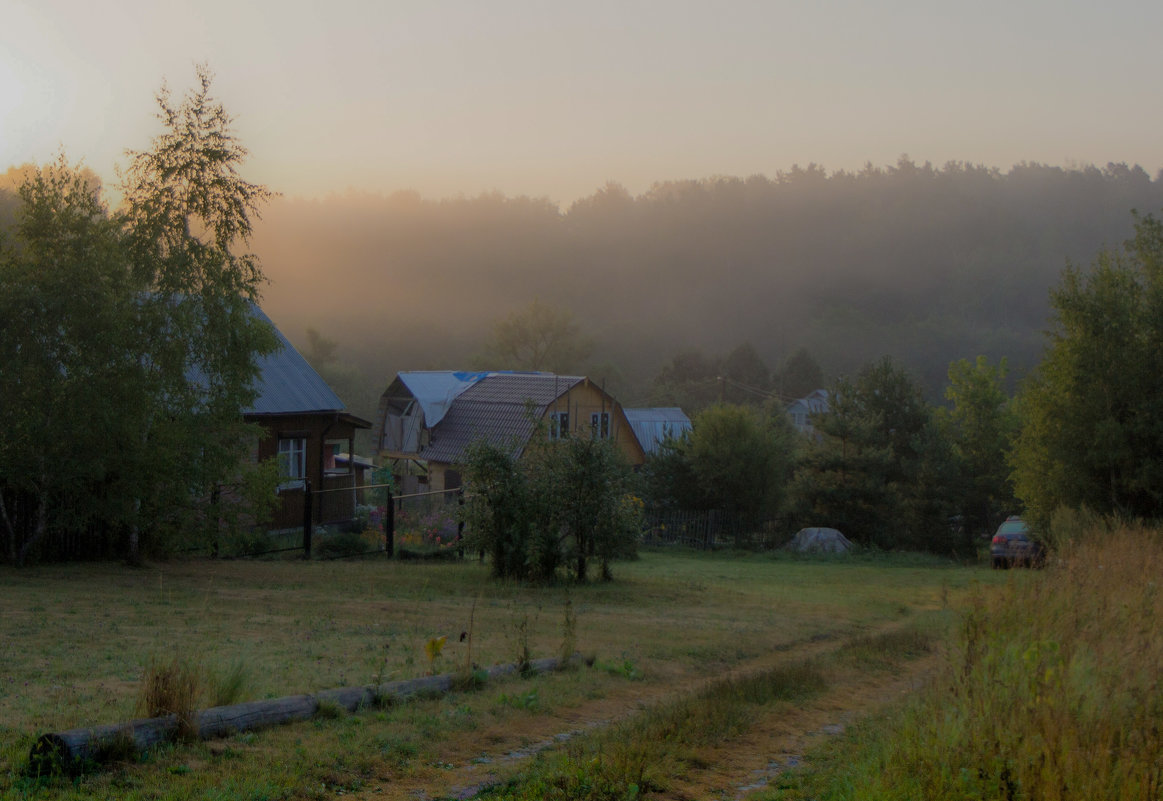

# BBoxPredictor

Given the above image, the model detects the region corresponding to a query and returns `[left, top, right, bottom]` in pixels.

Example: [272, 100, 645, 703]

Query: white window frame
[277, 437, 306, 490]
[549, 411, 570, 439]
[590, 411, 611, 439]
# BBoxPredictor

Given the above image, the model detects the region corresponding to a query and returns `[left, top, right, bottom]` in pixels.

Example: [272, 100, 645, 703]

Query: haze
[5, 0, 1163, 206]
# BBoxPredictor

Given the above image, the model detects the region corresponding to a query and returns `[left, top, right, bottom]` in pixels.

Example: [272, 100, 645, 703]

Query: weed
[207, 658, 250, 707]
[314, 699, 346, 720]
[497, 690, 540, 711]
[424, 635, 447, 675]
[559, 596, 577, 665]
[514, 614, 532, 675]
[597, 655, 642, 681]
[138, 654, 203, 742]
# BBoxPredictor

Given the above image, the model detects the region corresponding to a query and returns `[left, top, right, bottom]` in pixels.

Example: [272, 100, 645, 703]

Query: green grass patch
[0, 549, 982, 798]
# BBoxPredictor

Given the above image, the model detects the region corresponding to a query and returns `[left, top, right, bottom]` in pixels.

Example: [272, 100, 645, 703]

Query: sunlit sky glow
[4, 0, 1163, 207]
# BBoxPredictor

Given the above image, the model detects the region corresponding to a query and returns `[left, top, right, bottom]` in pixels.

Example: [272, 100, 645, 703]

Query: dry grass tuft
[138, 655, 203, 742]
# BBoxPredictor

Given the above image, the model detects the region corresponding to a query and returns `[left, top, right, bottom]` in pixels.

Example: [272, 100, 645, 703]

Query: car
[990, 516, 1044, 568]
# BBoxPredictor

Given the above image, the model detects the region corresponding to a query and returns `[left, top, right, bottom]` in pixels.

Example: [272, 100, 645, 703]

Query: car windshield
[998, 520, 1027, 536]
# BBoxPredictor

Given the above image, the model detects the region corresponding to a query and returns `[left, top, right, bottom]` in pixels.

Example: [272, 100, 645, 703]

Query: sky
[4, 0, 1163, 208]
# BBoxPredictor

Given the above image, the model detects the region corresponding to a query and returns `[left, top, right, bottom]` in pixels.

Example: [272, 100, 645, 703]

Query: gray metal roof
[786, 389, 830, 416]
[394, 371, 494, 428]
[624, 407, 692, 455]
[245, 306, 348, 415]
[419, 373, 584, 463]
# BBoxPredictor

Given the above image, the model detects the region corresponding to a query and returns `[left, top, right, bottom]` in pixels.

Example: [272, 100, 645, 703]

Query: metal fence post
[385, 488, 395, 557]
[303, 480, 313, 559]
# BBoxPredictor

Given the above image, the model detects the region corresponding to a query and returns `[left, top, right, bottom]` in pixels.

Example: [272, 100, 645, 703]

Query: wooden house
[246, 307, 370, 528]
[372, 371, 645, 492]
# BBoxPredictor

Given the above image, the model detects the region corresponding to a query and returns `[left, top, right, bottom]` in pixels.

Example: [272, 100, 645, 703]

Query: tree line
[641, 211, 1163, 555]
[249, 158, 1163, 422]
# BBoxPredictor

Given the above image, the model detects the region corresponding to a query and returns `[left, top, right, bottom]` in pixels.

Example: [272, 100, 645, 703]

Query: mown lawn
[0, 548, 984, 799]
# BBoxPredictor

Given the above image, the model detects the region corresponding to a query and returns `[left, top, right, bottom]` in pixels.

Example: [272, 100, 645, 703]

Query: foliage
[1012, 212, 1163, 530]
[776, 347, 826, 400]
[255, 160, 1163, 409]
[139, 655, 203, 742]
[935, 356, 1018, 538]
[459, 432, 641, 582]
[459, 440, 538, 579]
[783, 527, 1163, 801]
[790, 357, 966, 554]
[525, 434, 643, 580]
[0, 68, 278, 565]
[476, 298, 593, 373]
[685, 403, 796, 541]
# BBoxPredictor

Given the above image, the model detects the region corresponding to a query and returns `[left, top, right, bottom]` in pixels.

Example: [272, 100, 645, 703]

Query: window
[324, 438, 350, 475]
[590, 411, 611, 439]
[277, 437, 306, 489]
[550, 411, 570, 439]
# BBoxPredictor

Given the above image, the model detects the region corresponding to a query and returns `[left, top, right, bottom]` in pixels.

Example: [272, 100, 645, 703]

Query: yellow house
[372, 371, 645, 492]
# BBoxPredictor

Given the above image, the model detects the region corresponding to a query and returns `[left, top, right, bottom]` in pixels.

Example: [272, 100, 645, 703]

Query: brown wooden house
[372, 371, 645, 492]
[247, 307, 370, 528]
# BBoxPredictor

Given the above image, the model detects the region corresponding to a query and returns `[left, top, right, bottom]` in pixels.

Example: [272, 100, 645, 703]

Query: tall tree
[115, 66, 278, 561]
[776, 347, 825, 400]
[0, 162, 139, 564]
[937, 356, 1017, 537]
[683, 403, 796, 542]
[476, 298, 592, 373]
[1011, 212, 1163, 530]
[790, 357, 961, 552]
[0, 68, 279, 565]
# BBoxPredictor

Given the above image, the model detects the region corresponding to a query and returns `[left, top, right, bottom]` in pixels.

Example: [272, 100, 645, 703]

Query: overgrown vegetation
[1011, 212, 1163, 530]
[767, 526, 1163, 801]
[0, 67, 278, 566]
[460, 432, 642, 583]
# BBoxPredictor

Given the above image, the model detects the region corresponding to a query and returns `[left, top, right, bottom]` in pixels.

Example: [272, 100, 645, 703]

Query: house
[372, 371, 646, 492]
[623, 407, 692, 456]
[787, 388, 830, 435]
[246, 306, 371, 528]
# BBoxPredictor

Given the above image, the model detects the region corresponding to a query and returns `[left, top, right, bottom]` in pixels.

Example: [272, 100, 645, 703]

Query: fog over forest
[250, 159, 1163, 422]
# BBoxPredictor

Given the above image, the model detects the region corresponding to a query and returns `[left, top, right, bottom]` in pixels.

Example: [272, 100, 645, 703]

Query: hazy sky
[4, 0, 1163, 206]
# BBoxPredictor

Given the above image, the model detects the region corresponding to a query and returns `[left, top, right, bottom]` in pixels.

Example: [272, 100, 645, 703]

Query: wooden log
[30, 655, 570, 773]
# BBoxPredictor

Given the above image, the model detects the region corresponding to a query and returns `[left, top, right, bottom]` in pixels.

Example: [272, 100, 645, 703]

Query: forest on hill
[5, 159, 1162, 423]
[250, 159, 1163, 419]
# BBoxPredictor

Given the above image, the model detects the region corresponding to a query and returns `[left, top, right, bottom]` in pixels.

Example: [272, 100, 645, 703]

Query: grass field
[757, 527, 1163, 801]
[1, 548, 986, 799]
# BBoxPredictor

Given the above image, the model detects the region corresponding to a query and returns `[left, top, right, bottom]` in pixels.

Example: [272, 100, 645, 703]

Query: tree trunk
[30, 656, 569, 773]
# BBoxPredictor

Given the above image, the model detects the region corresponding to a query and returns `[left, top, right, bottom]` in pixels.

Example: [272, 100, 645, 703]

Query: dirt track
[347, 622, 940, 800]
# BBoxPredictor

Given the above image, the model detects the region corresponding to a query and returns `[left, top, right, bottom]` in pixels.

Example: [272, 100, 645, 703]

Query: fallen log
[29, 655, 565, 773]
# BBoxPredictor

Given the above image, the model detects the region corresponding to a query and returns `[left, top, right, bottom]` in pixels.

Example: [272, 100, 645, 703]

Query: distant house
[787, 389, 830, 435]
[372, 371, 646, 492]
[624, 407, 692, 456]
[245, 307, 370, 528]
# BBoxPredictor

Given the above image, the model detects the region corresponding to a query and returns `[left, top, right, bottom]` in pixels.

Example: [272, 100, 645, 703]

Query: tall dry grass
[786, 526, 1163, 801]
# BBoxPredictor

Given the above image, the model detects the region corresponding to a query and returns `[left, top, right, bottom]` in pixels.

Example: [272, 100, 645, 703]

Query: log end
[28, 733, 72, 775]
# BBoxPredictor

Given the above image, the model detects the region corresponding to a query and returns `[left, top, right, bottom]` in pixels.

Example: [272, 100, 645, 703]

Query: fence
[641, 507, 757, 550]
[292, 482, 464, 560]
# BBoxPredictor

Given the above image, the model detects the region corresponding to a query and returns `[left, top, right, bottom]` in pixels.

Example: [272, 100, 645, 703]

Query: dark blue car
[990, 516, 1044, 568]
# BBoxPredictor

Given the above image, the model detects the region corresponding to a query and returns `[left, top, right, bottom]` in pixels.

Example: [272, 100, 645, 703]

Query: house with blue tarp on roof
[246, 306, 370, 528]
[372, 371, 647, 493]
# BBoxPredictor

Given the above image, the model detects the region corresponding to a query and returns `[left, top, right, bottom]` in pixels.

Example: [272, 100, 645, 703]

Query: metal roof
[245, 305, 348, 415]
[419, 373, 584, 463]
[786, 389, 830, 416]
[393, 371, 490, 428]
[624, 407, 692, 455]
